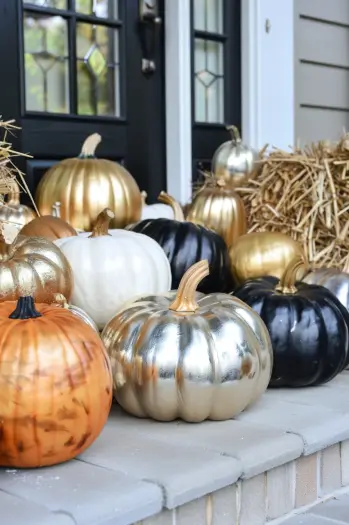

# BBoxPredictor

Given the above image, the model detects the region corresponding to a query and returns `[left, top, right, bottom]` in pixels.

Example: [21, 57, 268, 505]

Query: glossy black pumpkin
[234, 256, 349, 387]
[127, 218, 233, 293]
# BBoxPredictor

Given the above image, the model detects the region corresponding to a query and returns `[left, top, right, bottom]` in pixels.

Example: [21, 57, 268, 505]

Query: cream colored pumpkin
[55, 209, 172, 329]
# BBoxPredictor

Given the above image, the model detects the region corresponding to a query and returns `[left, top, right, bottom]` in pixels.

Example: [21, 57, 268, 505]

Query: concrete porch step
[2, 371, 349, 524]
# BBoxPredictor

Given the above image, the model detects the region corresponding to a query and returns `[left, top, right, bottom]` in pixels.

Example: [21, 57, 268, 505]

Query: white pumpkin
[140, 191, 184, 221]
[55, 208, 171, 329]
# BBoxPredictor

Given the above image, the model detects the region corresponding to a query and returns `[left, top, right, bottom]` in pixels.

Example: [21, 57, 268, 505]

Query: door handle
[138, 0, 162, 77]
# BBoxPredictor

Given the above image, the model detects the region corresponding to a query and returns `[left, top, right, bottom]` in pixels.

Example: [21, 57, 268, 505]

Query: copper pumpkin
[0, 296, 112, 467]
[36, 133, 142, 231]
[20, 202, 77, 241]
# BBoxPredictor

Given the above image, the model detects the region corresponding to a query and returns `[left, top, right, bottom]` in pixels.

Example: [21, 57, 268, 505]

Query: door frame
[165, 0, 296, 204]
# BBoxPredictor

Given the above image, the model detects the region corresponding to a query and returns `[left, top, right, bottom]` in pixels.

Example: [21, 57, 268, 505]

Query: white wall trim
[165, 0, 192, 204]
[165, 0, 296, 203]
[241, 0, 295, 151]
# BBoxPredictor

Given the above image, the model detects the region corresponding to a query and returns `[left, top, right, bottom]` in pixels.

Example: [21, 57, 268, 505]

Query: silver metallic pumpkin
[211, 125, 258, 188]
[303, 267, 349, 311]
[52, 293, 99, 333]
[102, 260, 273, 422]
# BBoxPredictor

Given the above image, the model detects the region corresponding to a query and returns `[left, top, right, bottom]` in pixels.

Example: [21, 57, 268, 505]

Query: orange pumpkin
[0, 296, 112, 468]
[20, 202, 77, 241]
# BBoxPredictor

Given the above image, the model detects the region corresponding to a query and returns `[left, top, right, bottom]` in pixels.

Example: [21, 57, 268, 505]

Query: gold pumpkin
[186, 178, 246, 247]
[0, 222, 73, 303]
[20, 202, 77, 241]
[229, 231, 306, 285]
[0, 179, 36, 229]
[36, 133, 142, 231]
[102, 260, 273, 423]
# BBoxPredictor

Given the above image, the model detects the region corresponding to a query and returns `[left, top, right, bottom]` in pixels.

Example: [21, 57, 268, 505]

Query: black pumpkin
[233, 255, 349, 387]
[127, 218, 233, 293]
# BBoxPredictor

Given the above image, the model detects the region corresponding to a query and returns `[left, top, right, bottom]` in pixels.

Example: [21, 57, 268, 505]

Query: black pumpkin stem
[9, 296, 42, 319]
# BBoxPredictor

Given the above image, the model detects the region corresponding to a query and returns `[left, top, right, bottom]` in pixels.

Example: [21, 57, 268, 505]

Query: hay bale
[236, 135, 349, 268]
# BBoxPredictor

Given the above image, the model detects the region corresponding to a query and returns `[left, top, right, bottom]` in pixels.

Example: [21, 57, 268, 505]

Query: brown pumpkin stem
[275, 255, 308, 294]
[157, 191, 185, 221]
[52, 202, 61, 218]
[6, 179, 20, 205]
[80, 133, 102, 158]
[141, 191, 148, 205]
[9, 296, 42, 319]
[169, 260, 210, 313]
[226, 125, 241, 143]
[89, 208, 114, 238]
[52, 293, 69, 309]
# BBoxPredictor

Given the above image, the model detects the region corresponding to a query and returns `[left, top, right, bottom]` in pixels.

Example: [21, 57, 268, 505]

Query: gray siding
[295, 0, 349, 145]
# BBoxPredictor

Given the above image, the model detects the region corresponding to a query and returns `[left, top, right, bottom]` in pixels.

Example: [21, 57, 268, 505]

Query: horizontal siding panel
[297, 0, 349, 25]
[297, 63, 349, 109]
[297, 18, 349, 67]
[296, 107, 349, 145]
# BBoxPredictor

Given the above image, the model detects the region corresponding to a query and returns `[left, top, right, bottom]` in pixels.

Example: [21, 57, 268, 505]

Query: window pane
[194, 38, 224, 123]
[194, 0, 223, 33]
[23, 14, 69, 113]
[75, 0, 118, 19]
[23, 0, 67, 8]
[76, 23, 120, 116]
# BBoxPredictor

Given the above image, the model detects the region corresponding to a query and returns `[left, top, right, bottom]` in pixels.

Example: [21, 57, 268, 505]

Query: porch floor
[2, 372, 349, 525]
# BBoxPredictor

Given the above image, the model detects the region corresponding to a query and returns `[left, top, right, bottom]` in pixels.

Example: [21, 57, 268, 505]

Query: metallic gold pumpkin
[20, 202, 77, 241]
[0, 179, 36, 230]
[36, 133, 142, 231]
[229, 232, 306, 285]
[303, 264, 349, 311]
[186, 178, 246, 247]
[0, 222, 73, 303]
[102, 260, 273, 422]
[211, 126, 258, 188]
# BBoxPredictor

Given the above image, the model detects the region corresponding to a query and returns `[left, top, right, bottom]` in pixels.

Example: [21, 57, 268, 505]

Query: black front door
[190, 0, 241, 180]
[0, 0, 166, 202]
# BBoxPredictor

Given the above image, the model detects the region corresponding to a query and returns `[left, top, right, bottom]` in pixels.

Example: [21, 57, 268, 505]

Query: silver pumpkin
[211, 125, 258, 188]
[303, 268, 349, 311]
[52, 293, 99, 333]
[102, 260, 273, 423]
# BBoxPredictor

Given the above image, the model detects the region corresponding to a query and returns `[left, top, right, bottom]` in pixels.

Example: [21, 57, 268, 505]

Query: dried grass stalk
[236, 134, 349, 268]
[0, 118, 39, 215]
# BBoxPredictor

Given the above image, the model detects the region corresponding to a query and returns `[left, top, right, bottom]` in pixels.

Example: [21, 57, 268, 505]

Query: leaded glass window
[193, 0, 226, 123]
[22, 0, 122, 117]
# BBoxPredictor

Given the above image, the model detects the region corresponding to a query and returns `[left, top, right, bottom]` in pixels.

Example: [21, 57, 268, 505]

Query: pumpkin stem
[169, 260, 210, 313]
[9, 296, 42, 319]
[157, 191, 185, 221]
[141, 191, 148, 205]
[79, 133, 102, 158]
[89, 208, 114, 238]
[52, 293, 69, 309]
[52, 202, 61, 218]
[6, 179, 20, 206]
[275, 255, 308, 294]
[226, 125, 241, 143]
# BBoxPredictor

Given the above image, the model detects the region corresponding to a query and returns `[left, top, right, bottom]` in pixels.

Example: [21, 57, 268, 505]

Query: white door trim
[164, 0, 192, 205]
[164, 0, 296, 203]
[241, 0, 295, 151]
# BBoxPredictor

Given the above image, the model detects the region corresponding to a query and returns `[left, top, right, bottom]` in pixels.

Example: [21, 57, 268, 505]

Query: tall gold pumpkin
[186, 178, 247, 247]
[36, 133, 142, 231]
